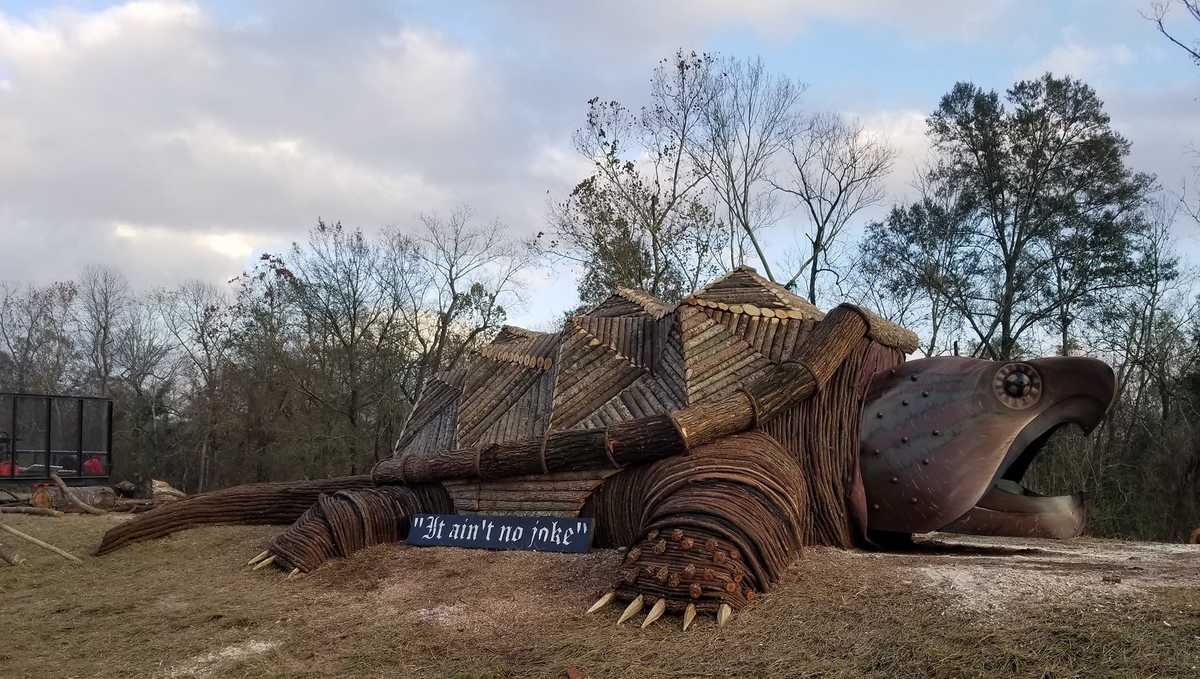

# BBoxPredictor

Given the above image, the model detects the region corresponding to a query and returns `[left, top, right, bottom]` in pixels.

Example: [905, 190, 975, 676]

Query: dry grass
[2, 514, 1199, 678]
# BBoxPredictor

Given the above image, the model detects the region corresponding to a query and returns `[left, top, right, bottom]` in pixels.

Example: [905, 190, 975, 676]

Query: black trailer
[0, 393, 112, 485]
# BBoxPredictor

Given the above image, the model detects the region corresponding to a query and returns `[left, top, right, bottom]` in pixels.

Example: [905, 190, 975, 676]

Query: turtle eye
[1004, 371, 1031, 398]
[993, 363, 1041, 409]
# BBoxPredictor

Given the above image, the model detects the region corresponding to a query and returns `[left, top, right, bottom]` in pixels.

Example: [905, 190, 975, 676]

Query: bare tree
[113, 294, 178, 480]
[699, 56, 805, 280]
[158, 280, 231, 492]
[0, 281, 77, 392]
[858, 171, 973, 357]
[774, 113, 895, 303]
[552, 51, 723, 304]
[1147, 0, 1200, 63]
[267, 221, 403, 473]
[388, 207, 531, 441]
[76, 265, 130, 396]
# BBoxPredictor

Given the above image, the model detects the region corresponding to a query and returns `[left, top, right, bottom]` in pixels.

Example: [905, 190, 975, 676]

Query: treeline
[0, 209, 530, 492]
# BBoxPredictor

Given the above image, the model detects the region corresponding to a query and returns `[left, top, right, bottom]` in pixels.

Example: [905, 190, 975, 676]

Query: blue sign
[408, 514, 593, 553]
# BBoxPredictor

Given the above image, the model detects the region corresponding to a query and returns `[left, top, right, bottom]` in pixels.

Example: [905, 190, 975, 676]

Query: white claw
[616, 594, 644, 625]
[641, 598, 666, 628]
[286, 567, 300, 580]
[717, 603, 732, 627]
[252, 555, 276, 571]
[682, 603, 697, 631]
[587, 591, 616, 614]
[246, 550, 269, 567]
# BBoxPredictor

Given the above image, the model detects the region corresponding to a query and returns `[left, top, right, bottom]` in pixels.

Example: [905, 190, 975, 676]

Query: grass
[2, 514, 1199, 678]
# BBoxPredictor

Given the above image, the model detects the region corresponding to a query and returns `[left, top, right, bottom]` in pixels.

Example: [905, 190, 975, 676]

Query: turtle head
[859, 356, 1116, 540]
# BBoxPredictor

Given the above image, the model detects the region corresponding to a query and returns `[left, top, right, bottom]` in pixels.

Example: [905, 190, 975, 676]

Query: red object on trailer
[0, 460, 16, 476]
[83, 456, 105, 476]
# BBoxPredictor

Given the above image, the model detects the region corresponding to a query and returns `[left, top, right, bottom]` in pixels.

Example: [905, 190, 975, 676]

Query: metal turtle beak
[858, 356, 1116, 541]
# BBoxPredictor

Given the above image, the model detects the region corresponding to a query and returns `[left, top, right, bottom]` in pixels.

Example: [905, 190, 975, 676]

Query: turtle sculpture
[97, 267, 1116, 630]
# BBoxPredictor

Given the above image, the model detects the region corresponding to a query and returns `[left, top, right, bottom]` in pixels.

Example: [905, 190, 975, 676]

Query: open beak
[942, 357, 1115, 539]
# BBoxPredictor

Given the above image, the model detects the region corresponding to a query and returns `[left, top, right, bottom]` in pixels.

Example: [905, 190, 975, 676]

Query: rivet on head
[932, 430, 941, 436]
[872, 503, 880, 510]
[910, 497, 919, 504]
[901, 436, 909, 443]
[910, 375, 918, 382]
[902, 400, 909, 406]
[876, 412, 884, 419]
[922, 458, 930, 465]
[922, 391, 929, 397]
[890, 476, 899, 484]
[873, 448, 881, 456]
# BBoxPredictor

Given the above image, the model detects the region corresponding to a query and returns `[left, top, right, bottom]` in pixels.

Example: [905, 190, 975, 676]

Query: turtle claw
[682, 603, 697, 631]
[641, 598, 666, 628]
[587, 591, 616, 614]
[616, 594, 644, 625]
[717, 603, 732, 627]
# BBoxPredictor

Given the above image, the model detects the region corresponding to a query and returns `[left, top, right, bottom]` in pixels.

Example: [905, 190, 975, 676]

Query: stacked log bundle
[96, 476, 374, 555]
[265, 485, 452, 573]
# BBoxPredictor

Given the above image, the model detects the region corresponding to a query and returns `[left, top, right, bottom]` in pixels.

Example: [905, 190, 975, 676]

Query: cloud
[1023, 29, 1138, 80]
[854, 109, 931, 202]
[0, 2, 546, 280]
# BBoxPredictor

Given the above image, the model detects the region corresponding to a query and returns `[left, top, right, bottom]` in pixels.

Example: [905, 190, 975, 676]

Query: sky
[1, 0, 1198, 328]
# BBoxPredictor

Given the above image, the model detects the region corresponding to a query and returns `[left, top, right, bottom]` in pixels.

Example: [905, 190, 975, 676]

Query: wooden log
[0, 523, 82, 563]
[49, 472, 106, 515]
[608, 415, 687, 466]
[0, 507, 64, 517]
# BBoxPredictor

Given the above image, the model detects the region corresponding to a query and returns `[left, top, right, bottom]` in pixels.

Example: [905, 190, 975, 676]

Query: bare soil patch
[2, 516, 1198, 678]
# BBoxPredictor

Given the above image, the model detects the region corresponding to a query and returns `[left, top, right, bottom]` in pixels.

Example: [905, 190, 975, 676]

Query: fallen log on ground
[0, 523, 81, 563]
[0, 507, 64, 517]
[49, 472, 107, 515]
[95, 476, 376, 555]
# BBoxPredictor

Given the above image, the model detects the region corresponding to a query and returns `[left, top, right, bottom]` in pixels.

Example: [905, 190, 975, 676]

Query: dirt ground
[2, 514, 1199, 678]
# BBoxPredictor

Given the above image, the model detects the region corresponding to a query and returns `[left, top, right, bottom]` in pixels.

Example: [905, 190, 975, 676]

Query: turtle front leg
[585, 431, 809, 629]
